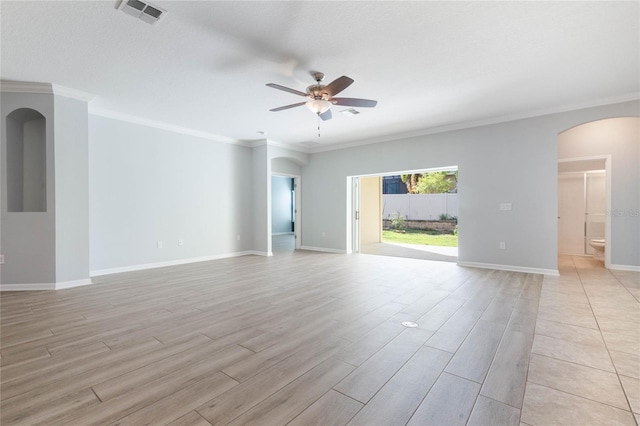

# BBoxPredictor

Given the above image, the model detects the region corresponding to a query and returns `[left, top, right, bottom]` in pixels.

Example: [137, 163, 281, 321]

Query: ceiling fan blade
[270, 102, 306, 112]
[331, 97, 378, 108]
[266, 83, 307, 97]
[319, 109, 332, 121]
[323, 76, 354, 97]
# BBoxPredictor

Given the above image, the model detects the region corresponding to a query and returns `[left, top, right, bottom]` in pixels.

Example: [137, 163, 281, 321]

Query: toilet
[589, 239, 605, 261]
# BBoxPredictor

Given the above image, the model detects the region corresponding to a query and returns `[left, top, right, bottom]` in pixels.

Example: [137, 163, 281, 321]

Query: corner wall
[88, 115, 254, 274]
[1, 93, 56, 285]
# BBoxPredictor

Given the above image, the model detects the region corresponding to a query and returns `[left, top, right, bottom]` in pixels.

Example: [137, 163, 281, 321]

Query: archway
[558, 117, 640, 270]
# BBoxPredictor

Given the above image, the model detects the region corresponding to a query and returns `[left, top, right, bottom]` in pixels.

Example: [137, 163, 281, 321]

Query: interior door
[558, 174, 586, 254]
[585, 172, 606, 254]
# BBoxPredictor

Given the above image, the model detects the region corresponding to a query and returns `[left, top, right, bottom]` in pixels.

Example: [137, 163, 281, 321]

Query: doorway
[558, 157, 610, 267]
[349, 167, 459, 263]
[271, 174, 301, 254]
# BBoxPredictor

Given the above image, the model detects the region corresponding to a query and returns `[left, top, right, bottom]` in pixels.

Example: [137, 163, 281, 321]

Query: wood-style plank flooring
[1, 243, 638, 425]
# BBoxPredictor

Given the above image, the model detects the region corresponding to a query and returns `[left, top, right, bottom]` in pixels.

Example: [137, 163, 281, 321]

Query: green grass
[382, 229, 458, 247]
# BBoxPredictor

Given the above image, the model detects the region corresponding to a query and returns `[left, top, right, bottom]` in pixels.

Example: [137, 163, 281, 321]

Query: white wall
[559, 117, 640, 268]
[252, 144, 270, 255]
[272, 157, 301, 176]
[272, 176, 293, 234]
[89, 115, 254, 273]
[54, 95, 90, 283]
[301, 101, 640, 274]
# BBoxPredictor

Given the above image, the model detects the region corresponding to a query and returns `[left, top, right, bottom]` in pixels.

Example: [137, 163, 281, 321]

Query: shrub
[389, 212, 407, 231]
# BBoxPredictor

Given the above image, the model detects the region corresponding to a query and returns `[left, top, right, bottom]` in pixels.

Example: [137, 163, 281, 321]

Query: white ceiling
[1, 1, 638, 151]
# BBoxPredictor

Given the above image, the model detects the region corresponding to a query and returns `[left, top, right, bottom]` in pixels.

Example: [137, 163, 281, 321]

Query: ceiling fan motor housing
[306, 85, 330, 100]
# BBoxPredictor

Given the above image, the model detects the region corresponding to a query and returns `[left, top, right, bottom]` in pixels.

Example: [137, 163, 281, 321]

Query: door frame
[558, 155, 611, 268]
[347, 176, 360, 253]
[271, 173, 302, 251]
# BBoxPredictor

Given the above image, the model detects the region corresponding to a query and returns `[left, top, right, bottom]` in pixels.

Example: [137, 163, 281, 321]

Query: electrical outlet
[157, 240, 163, 249]
[178, 239, 184, 246]
[499, 203, 512, 211]
[499, 242, 506, 250]
[0, 254, 4, 264]
[237, 235, 241, 241]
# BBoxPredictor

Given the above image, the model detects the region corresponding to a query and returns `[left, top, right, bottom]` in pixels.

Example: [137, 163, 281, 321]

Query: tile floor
[521, 255, 639, 425]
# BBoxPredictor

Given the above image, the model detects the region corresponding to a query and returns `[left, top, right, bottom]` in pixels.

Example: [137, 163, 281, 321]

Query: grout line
[527, 380, 636, 417]
[572, 255, 636, 416]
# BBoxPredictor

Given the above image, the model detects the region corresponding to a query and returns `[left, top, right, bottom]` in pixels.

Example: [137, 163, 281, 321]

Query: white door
[558, 174, 586, 254]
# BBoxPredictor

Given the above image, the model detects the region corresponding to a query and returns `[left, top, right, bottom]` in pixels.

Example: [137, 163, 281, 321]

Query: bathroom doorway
[558, 157, 610, 266]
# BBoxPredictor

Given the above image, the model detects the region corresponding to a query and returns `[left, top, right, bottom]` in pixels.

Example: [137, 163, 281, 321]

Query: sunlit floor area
[1, 252, 638, 425]
[361, 241, 458, 263]
[272, 234, 295, 254]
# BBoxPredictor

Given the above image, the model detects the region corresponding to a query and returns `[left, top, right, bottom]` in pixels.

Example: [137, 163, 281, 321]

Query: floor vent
[117, 0, 166, 25]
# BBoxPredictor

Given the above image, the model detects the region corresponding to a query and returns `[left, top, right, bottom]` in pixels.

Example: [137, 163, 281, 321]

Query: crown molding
[1, 80, 53, 94]
[1, 80, 94, 102]
[52, 84, 94, 102]
[308, 92, 640, 153]
[89, 106, 250, 146]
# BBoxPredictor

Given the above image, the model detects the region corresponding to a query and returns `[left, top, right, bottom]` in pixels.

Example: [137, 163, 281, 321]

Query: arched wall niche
[6, 107, 47, 212]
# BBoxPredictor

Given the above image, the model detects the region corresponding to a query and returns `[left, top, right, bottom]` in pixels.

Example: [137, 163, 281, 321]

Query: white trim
[90, 251, 258, 277]
[0, 283, 56, 291]
[609, 264, 640, 272]
[267, 139, 309, 154]
[457, 261, 559, 276]
[0, 279, 93, 291]
[558, 154, 612, 269]
[1, 80, 52, 95]
[88, 107, 250, 147]
[308, 93, 640, 153]
[0, 80, 94, 102]
[300, 246, 347, 254]
[55, 279, 93, 290]
[52, 84, 94, 102]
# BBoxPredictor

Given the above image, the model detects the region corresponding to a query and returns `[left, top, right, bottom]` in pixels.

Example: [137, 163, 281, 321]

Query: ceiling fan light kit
[306, 99, 331, 114]
[266, 71, 377, 123]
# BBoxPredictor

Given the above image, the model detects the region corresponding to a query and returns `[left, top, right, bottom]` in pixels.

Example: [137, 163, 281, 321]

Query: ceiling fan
[266, 71, 377, 121]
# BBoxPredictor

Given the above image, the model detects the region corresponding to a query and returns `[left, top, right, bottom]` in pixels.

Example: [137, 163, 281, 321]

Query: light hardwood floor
[1, 250, 638, 425]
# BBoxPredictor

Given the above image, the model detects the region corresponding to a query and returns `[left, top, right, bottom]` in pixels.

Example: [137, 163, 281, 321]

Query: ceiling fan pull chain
[317, 113, 321, 137]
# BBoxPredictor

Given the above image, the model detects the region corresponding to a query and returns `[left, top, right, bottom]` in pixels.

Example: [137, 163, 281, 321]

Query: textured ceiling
[1, 1, 638, 150]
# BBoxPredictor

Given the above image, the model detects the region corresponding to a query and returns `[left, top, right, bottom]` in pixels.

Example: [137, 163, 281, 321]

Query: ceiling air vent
[117, 0, 166, 25]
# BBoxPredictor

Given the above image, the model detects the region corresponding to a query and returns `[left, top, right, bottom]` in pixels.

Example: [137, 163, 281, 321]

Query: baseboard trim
[90, 251, 259, 277]
[300, 246, 347, 254]
[0, 283, 56, 291]
[457, 261, 559, 276]
[0, 278, 94, 291]
[56, 279, 93, 290]
[609, 264, 640, 272]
